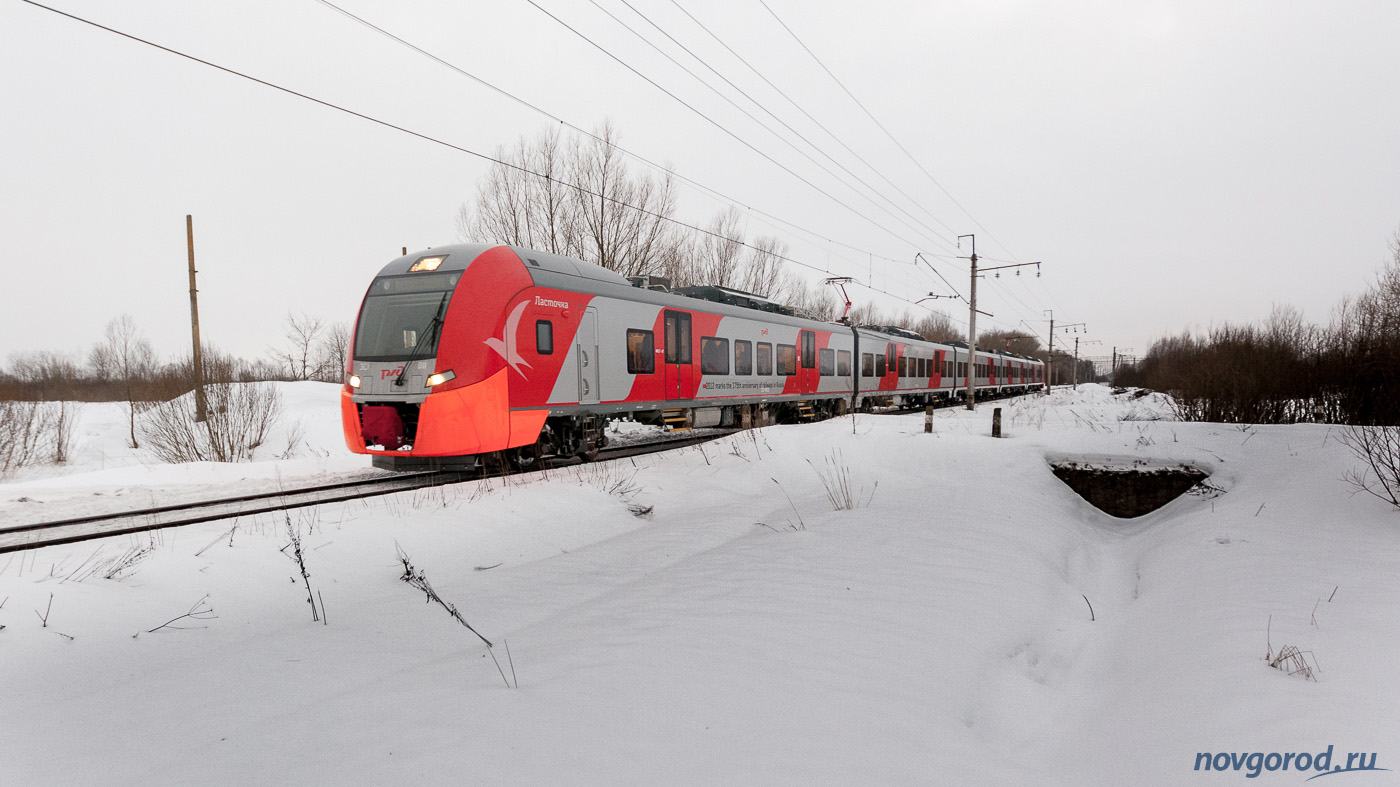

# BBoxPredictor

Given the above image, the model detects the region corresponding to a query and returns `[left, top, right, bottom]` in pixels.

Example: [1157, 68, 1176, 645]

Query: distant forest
[1116, 229, 1400, 426]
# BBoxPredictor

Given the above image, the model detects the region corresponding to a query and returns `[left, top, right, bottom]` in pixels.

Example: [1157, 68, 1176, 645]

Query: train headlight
[348, 375, 361, 389]
[426, 370, 456, 387]
[410, 256, 445, 272]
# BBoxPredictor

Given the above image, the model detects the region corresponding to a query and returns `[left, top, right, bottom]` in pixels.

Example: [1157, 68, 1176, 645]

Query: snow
[0, 383, 374, 526]
[2, 383, 1398, 785]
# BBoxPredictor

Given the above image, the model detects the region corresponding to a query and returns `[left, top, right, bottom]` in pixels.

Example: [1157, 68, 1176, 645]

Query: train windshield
[353, 272, 461, 361]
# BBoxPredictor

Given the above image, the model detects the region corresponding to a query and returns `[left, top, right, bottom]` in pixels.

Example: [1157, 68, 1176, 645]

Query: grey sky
[3, 0, 1397, 368]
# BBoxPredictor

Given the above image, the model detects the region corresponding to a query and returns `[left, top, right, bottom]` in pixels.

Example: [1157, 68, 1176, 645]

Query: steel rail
[0, 430, 739, 555]
[0, 470, 472, 555]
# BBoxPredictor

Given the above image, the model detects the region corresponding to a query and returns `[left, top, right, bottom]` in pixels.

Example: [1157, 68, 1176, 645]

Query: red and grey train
[342, 244, 1045, 469]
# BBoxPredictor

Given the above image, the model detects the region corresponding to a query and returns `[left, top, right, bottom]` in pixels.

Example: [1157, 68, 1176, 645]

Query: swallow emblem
[484, 300, 533, 377]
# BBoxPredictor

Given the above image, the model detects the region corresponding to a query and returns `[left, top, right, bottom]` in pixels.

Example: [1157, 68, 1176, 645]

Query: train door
[664, 310, 692, 400]
[577, 307, 600, 405]
[799, 330, 817, 394]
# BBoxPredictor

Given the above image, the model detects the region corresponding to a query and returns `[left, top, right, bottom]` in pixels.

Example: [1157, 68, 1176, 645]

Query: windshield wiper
[394, 292, 450, 387]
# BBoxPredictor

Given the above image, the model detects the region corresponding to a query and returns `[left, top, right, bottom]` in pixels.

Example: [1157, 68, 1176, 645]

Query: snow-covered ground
[2, 384, 1397, 785]
[0, 383, 374, 526]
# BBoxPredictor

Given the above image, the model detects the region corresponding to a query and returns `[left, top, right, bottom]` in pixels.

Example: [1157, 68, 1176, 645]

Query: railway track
[0, 429, 737, 555]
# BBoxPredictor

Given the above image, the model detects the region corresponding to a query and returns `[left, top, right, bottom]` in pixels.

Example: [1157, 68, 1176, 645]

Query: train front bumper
[342, 369, 548, 457]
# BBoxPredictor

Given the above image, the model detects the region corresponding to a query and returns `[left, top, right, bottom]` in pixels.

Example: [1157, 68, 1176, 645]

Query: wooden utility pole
[186, 215, 207, 422]
[1045, 311, 1055, 392]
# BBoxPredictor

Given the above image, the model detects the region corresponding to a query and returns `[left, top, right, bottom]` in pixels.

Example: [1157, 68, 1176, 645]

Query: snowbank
[1, 384, 1396, 785]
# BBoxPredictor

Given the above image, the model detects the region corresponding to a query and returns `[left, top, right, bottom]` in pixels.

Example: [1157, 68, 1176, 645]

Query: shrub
[141, 381, 283, 463]
[0, 400, 49, 476]
[1340, 425, 1400, 508]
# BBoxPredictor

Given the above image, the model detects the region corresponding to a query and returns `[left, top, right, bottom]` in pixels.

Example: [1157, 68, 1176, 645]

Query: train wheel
[575, 426, 606, 462]
[507, 445, 542, 471]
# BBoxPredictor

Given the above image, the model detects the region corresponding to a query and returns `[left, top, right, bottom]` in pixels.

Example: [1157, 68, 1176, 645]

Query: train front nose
[343, 245, 541, 465]
[341, 364, 512, 457]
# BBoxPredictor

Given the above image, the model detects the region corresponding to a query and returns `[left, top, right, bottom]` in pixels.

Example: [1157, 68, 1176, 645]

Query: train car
[342, 244, 1044, 470]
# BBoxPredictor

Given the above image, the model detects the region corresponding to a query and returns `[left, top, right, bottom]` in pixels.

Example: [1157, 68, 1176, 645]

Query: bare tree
[911, 311, 961, 342]
[270, 312, 325, 381]
[692, 208, 746, 288]
[315, 321, 351, 383]
[459, 121, 686, 279]
[458, 126, 581, 257]
[9, 351, 82, 400]
[738, 235, 790, 298]
[782, 277, 840, 321]
[93, 316, 157, 448]
[979, 328, 1044, 357]
[570, 121, 683, 278]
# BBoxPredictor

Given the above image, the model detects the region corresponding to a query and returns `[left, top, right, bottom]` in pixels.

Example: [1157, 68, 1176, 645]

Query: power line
[606, 0, 961, 255]
[670, 0, 962, 240]
[16, 0, 945, 319]
[522, 0, 938, 254]
[759, 0, 1026, 264]
[306, 0, 954, 302]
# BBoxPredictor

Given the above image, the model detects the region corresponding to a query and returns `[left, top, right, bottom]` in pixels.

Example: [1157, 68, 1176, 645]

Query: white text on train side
[534, 295, 569, 309]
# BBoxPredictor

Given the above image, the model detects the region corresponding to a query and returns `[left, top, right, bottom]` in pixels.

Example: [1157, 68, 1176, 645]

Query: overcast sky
[3, 0, 1398, 368]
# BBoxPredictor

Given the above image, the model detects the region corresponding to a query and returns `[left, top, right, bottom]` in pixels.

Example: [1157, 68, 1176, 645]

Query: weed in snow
[395, 545, 514, 688]
[1266, 615, 1319, 681]
[807, 449, 878, 511]
[142, 595, 217, 635]
[281, 513, 323, 624]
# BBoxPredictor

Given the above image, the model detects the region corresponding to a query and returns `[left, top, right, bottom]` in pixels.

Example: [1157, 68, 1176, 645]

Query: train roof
[373, 244, 636, 288]
[670, 285, 797, 316]
[383, 245, 851, 332]
[858, 325, 926, 341]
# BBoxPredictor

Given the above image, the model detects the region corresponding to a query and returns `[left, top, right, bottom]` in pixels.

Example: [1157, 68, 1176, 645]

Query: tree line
[1117, 230, 1400, 426]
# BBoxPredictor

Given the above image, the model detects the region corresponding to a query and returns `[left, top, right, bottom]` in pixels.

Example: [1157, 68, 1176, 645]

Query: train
[341, 244, 1045, 470]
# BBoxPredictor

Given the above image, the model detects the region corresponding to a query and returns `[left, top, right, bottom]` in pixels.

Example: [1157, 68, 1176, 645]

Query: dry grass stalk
[1266, 615, 1320, 681]
[807, 449, 878, 511]
[395, 545, 513, 688]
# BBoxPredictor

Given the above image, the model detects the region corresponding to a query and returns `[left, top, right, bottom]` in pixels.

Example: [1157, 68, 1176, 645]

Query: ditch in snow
[1051, 460, 1210, 518]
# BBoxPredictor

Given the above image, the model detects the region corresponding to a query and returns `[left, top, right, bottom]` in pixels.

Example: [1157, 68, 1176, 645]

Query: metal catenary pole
[961, 235, 977, 411]
[1073, 336, 1080, 387]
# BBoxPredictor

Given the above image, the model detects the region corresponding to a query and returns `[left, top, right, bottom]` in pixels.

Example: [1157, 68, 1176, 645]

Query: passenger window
[837, 350, 851, 377]
[701, 337, 729, 375]
[778, 344, 797, 376]
[819, 348, 835, 376]
[536, 320, 554, 355]
[735, 340, 752, 375]
[862, 353, 874, 377]
[757, 342, 773, 376]
[875, 353, 886, 378]
[801, 331, 817, 369]
[626, 329, 655, 374]
[664, 311, 691, 364]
